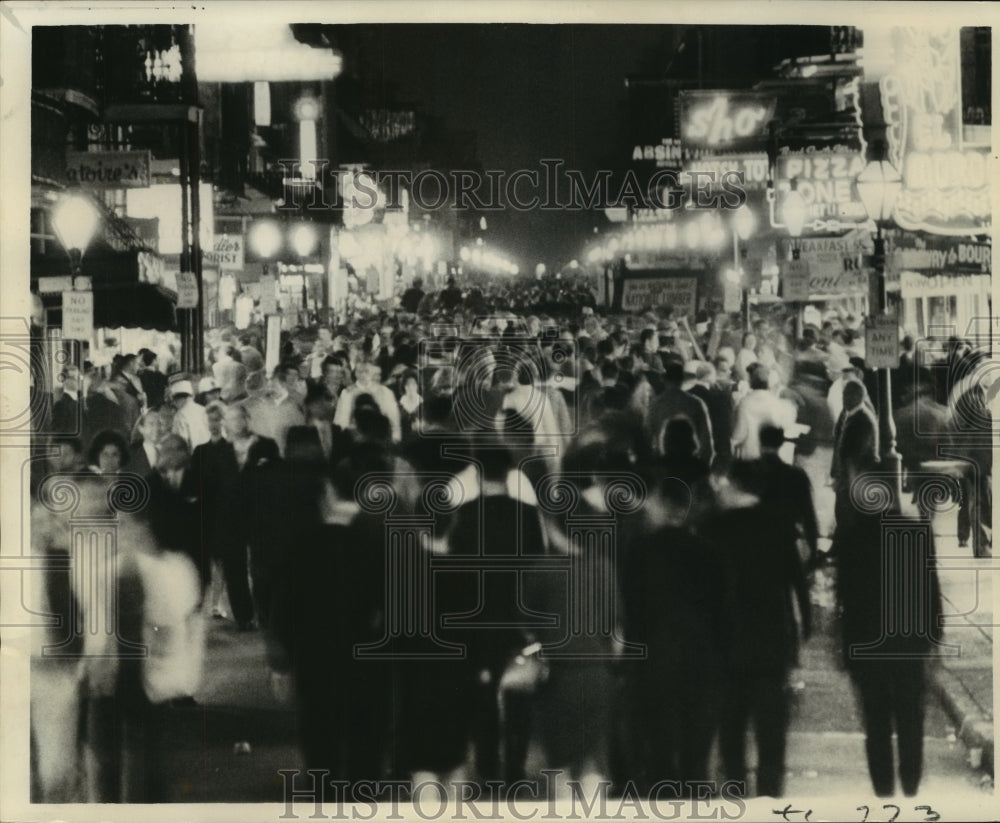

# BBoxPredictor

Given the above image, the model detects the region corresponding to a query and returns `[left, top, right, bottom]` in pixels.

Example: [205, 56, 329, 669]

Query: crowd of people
[29, 279, 994, 802]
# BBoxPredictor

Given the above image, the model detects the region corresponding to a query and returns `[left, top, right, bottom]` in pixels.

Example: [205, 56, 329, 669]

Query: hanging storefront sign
[898, 272, 990, 298]
[887, 234, 991, 276]
[679, 91, 778, 155]
[65, 150, 151, 189]
[204, 234, 245, 270]
[631, 138, 683, 169]
[779, 232, 871, 296]
[62, 291, 94, 341]
[681, 154, 771, 193]
[878, 27, 991, 235]
[617, 274, 698, 316]
[774, 149, 869, 225]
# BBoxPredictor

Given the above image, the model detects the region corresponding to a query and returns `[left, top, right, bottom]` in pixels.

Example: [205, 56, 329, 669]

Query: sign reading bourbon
[879, 28, 991, 235]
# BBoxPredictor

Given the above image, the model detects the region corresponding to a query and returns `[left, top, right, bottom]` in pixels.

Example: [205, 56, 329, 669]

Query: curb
[931, 663, 994, 777]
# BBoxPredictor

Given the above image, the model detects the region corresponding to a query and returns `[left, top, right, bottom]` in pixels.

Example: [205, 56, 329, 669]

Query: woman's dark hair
[88, 429, 130, 468]
[285, 425, 325, 467]
[749, 367, 771, 391]
[355, 406, 391, 445]
[662, 417, 698, 459]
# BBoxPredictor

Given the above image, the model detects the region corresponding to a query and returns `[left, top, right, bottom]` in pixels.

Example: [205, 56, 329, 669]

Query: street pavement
[150, 516, 993, 804]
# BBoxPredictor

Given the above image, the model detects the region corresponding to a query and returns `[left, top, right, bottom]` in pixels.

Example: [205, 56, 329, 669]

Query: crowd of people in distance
[29, 280, 993, 802]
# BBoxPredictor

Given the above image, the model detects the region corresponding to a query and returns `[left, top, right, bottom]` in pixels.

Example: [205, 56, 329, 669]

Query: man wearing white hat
[170, 378, 211, 452]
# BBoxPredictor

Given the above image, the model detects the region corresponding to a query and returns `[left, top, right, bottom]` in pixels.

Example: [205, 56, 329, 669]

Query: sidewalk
[928, 507, 994, 778]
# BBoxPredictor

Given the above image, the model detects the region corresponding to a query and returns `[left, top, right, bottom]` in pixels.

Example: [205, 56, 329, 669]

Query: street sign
[37, 276, 73, 294]
[866, 314, 900, 369]
[62, 291, 93, 341]
[176, 271, 199, 309]
[259, 275, 278, 315]
[265, 314, 281, 375]
[723, 281, 742, 313]
[780, 258, 810, 302]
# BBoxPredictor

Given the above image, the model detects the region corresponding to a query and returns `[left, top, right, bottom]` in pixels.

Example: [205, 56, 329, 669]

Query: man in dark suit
[224, 403, 281, 637]
[646, 361, 714, 464]
[138, 349, 168, 411]
[753, 425, 820, 569]
[127, 410, 162, 477]
[688, 361, 734, 469]
[191, 402, 254, 630]
[835, 456, 944, 797]
[702, 460, 811, 798]
[50, 367, 82, 436]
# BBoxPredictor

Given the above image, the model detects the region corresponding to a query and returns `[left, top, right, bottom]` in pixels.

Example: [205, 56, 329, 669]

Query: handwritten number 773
[856, 806, 940, 822]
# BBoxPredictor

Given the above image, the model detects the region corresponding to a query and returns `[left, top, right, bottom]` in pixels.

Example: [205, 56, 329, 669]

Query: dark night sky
[329, 24, 827, 271]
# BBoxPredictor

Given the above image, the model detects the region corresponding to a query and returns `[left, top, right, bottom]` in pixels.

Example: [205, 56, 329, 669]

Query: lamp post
[50, 193, 101, 388]
[856, 156, 904, 507]
[290, 222, 319, 312]
[732, 205, 756, 329]
[779, 181, 808, 341]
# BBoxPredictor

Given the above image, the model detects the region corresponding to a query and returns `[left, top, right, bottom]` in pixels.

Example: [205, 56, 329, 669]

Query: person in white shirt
[734, 332, 759, 382]
[334, 361, 402, 442]
[170, 380, 211, 452]
[731, 366, 798, 463]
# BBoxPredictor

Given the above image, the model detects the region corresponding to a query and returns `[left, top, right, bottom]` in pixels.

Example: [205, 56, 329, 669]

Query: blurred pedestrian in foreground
[835, 456, 944, 797]
[702, 461, 811, 798]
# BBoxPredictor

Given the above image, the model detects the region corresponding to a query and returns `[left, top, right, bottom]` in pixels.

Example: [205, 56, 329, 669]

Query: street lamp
[732, 205, 756, 328]
[857, 155, 904, 507]
[249, 220, 283, 275]
[51, 193, 101, 280]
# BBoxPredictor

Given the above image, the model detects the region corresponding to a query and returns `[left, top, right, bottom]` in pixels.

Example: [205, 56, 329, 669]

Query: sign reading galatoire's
[65, 150, 151, 189]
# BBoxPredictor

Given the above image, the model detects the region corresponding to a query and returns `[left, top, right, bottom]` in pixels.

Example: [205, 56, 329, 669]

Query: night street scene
[2, 5, 996, 821]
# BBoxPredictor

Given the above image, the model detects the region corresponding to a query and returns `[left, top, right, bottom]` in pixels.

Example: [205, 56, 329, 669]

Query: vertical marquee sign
[879, 28, 991, 235]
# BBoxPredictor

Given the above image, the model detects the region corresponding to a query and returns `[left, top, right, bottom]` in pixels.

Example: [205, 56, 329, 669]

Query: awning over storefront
[37, 282, 178, 332]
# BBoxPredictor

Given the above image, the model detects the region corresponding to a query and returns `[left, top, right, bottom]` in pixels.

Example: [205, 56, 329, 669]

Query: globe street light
[857, 154, 904, 508]
[249, 220, 283, 271]
[51, 193, 101, 280]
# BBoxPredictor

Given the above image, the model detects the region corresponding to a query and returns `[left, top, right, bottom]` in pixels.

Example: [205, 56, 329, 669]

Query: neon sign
[776, 150, 869, 223]
[680, 92, 777, 153]
[879, 27, 990, 235]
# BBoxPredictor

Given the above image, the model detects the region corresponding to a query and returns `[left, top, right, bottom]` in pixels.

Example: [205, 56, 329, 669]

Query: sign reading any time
[866, 314, 901, 368]
[62, 291, 94, 341]
[65, 150, 151, 189]
[619, 276, 698, 316]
